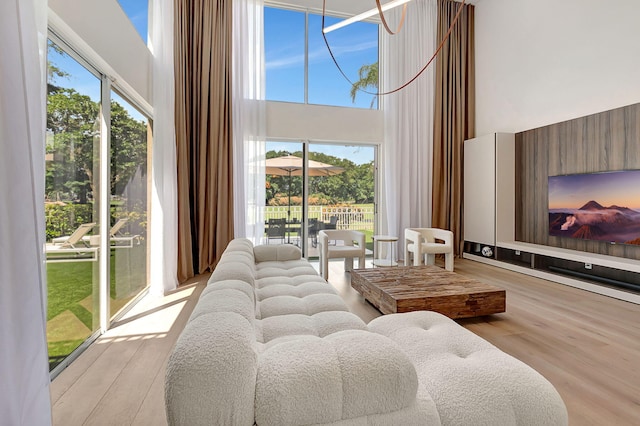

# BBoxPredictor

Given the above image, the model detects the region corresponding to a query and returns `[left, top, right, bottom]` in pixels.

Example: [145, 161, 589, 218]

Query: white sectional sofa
[165, 238, 568, 425]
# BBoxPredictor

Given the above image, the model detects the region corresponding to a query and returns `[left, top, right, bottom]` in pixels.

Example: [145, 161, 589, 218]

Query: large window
[265, 6, 379, 109]
[46, 38, 150, 372]
[264, 8, 305, 103]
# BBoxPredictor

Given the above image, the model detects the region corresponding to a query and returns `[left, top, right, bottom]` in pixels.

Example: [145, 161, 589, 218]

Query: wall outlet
[585, 263, 592, 270]
[515, 250, 521, 255]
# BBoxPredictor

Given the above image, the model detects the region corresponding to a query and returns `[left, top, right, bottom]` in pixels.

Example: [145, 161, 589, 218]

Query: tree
[46, 63, 147, 202]
[46, 87, 100, 203]
[264, 150, 375, 206]
[350, 62, 378, 109]
[47, 40, 68, 94]
[110, 101, 147, 196]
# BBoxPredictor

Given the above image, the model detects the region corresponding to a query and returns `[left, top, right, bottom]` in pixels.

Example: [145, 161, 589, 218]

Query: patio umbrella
[265, 154, 344, 220]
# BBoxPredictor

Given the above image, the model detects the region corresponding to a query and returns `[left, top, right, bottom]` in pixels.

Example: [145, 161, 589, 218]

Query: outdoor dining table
[264, 219, 302, 244]
[264, 219, 333, 245]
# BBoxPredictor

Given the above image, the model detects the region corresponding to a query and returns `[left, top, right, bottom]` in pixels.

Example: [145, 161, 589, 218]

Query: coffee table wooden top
[350, 265, 506, 318]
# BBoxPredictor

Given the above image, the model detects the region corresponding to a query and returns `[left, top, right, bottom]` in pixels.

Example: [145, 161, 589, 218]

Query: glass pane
[308, 14, 379, 109]
[117, 0, 149, 43]
[45, 40, 101, 370]
[265, 7, 305, 103]
[109, 91, 149, 318]
[307, 144, 376, 258]
[264, 142, 304, 246]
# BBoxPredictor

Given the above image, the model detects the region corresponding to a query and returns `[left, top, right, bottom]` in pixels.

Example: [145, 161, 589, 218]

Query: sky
[548, 171, 640, 210]
[117, 0, 148, 43]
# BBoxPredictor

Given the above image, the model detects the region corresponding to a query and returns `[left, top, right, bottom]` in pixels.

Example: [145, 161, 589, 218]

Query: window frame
[264, 3, 381, 110]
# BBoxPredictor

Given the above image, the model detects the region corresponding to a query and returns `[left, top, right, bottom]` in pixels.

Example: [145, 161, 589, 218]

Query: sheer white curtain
[0, 0, 52, 423]
[382, 0, 437, 249]
[233, 0, 266, 244]
[149, 0, 179, 294]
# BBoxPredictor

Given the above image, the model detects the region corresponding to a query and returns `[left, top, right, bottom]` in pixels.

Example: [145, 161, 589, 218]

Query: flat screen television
[548, 170, 640, 245]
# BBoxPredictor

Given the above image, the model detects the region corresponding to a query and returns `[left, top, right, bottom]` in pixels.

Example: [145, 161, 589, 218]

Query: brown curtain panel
[174, 0, 235, 282]
[432, 0, 475, 256]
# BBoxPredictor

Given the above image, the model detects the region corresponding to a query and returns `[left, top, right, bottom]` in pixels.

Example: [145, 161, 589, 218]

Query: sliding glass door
[265, 142, 304, 245]
[45, 39, 102, 370]
[307, 144, 376, 258]
[264, 141, 377, 257]
[109, 91, 149, 318]
[45, 38, 151, 372]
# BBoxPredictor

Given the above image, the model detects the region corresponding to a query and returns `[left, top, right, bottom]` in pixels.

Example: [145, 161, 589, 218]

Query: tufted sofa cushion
[255, 261, 319, 280]
[201, 279, 255, 304]
[209, 261, 255, 286]
[254, 330, 422, 426]
[369, 311, 568, 426]
[254, 310, 368, 344]
[190, 287, 255, 325]
[257, 293, 349, 319]
[254, 243, 302, 262]
[165, 312, 258, 426]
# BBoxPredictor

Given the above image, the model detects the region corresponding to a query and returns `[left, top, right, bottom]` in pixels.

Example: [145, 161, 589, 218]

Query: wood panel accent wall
[515, 103, 640, 260]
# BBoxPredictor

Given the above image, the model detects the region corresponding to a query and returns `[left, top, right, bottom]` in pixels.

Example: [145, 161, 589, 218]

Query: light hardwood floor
[51, 259, 640, 425]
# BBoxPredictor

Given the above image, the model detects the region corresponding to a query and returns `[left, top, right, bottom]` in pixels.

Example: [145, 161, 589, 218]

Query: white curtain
[233, 0, 267, 244]
[0, 0, 52, 423]
[382, 0, 437, 251]
[149, 0, 179, 294]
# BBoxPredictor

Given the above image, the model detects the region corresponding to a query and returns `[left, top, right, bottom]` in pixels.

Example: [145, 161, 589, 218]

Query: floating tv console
[463, 241, 640, 305]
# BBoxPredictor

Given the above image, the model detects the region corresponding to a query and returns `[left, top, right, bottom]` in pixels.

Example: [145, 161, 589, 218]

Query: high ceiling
[268, 0, 481, 17]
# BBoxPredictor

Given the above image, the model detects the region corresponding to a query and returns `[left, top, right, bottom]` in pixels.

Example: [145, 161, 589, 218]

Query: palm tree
[350, 62, 378, 109]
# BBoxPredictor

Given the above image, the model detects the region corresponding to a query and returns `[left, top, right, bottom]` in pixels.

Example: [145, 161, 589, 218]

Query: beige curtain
[432, 0, 475, 256]
[174, 0, 235, 282]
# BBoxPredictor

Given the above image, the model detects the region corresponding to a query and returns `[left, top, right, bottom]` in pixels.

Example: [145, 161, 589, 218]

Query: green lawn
[47, 244, 147, 370]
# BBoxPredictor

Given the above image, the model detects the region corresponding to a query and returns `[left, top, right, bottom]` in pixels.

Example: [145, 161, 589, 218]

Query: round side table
[372, 235, 398, 267]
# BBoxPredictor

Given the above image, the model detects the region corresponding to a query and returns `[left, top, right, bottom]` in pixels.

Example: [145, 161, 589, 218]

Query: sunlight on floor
[97, 285, 197, 342]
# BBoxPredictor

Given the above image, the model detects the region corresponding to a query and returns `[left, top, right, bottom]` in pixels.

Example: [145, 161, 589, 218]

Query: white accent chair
[318, 230, 366, 280]
[404, 228, 454, 271]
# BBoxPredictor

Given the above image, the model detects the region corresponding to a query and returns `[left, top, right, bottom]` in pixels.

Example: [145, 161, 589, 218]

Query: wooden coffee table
[351, 265, 506, 319]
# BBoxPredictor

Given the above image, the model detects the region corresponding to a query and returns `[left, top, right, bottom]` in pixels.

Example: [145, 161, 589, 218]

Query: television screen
[548, 170, 640, 245]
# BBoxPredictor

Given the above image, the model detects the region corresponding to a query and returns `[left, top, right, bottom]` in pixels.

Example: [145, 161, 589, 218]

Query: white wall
[267, 101, 383, 143]
[48, 0, 151, 109]
[475, 0, 640, 135]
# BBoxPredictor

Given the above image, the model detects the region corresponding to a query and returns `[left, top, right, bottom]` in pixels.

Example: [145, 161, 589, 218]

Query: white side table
[372, 235, 398, 267]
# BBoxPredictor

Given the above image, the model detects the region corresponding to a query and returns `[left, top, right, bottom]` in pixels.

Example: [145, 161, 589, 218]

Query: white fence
[264, 205, 374, 232]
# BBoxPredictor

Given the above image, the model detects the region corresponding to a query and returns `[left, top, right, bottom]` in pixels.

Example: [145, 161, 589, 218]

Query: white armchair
[318, 230, 366, 280]
[404, 228, 454, 271]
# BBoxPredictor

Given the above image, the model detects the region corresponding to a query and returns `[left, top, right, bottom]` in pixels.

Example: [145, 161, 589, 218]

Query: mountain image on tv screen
[548, 170, 640, 245]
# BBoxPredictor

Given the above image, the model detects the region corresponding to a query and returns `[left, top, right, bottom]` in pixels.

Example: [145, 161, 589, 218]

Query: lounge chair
[109, 218, 128, 237]
[51, 222, 96, 248]
[76, 218, 140, 248]
[108, 218, 141, 248]
[46, 222, 98, 263]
